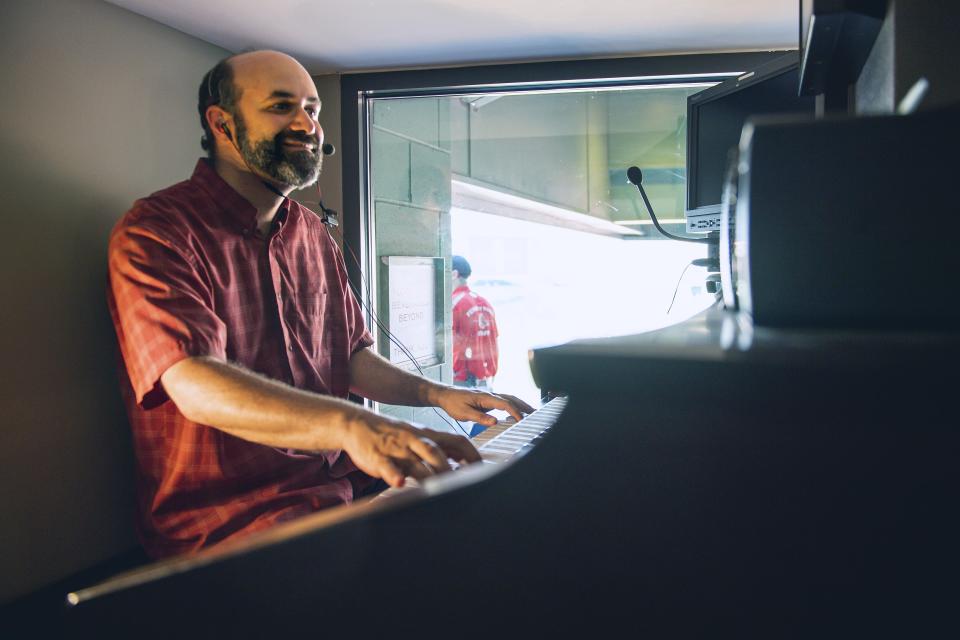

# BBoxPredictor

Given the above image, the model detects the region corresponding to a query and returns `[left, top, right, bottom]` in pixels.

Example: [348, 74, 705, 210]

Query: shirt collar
[189, 159, 292, 236]
[453, 284, 471, 295]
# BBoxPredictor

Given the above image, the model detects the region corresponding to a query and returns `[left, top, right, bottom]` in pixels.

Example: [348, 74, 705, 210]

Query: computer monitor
[685, 53, 815, 233]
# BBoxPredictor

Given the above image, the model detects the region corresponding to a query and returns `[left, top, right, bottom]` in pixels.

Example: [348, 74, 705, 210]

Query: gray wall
[466, 93, 590, 211]
[454, 88, 696, 223]
[0, 0, 229, 602]
[371, 99, 455, 429]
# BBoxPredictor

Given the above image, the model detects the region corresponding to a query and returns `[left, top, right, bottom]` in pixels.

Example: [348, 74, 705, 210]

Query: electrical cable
[328, 226, 472, 437]
[666, 261, 696, 315]
[305, 207, 471, 436]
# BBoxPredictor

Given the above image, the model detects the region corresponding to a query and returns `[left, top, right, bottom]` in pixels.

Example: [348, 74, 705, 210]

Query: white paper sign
[387, 261, 437, 364]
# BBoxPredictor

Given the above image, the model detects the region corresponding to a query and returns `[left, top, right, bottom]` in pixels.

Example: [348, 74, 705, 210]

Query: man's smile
[281, 137, 317, 151]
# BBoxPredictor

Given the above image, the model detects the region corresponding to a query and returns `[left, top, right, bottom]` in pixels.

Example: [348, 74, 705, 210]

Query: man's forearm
[348, 347, 534, 428]
[348, 347, 444, 406]
[161, 356, 363, 451]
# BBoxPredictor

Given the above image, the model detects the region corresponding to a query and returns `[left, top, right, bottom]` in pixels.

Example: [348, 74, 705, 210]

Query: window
[342, 53, 777, 426]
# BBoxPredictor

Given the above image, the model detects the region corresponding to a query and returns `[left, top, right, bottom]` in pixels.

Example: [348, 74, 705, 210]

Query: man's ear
[205, 105, 233, 142]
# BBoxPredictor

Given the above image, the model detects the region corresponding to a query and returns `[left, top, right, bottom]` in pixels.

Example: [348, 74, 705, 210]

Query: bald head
[228, 50, 318, 103]
[199, 51, 319, 154]
[198, 50, 324, 188]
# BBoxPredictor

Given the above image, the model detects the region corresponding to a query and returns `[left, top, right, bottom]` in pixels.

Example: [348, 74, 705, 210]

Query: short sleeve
[108, 221, 227, 408]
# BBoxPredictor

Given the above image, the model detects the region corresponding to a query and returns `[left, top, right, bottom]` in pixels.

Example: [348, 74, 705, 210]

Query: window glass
[369, 85, 716, 416]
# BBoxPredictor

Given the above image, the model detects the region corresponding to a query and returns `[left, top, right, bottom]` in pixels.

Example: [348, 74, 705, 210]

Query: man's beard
[233, 112, 322, 189]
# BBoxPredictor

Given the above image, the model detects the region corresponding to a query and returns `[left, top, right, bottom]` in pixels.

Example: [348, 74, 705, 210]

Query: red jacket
[451, 284, 499, 382]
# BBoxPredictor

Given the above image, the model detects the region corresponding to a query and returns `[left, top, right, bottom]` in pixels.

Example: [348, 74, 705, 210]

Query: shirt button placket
[270, 245, 296, 364]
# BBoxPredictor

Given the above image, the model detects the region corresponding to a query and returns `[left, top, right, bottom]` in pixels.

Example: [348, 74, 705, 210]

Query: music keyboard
[474, 395, 567, 463]
[67, 396, 568, 611]
[375, 395, 567, 498]
[64, 303, 960, 636]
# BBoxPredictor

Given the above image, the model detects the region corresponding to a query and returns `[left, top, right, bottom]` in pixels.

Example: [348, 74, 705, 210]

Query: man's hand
[342, 413, 482, 489]
[428, 387, 536, 428]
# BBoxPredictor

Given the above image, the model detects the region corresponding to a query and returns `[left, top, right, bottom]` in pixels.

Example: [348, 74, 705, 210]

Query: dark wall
[856, 0, 960, 114]
[894, 1, 960, 110]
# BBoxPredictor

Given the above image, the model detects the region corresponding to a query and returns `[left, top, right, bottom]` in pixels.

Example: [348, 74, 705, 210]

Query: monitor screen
[685, 54, 815, 232]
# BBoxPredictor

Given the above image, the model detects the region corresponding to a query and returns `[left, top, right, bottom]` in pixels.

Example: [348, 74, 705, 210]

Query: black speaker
[730, 107, 960, 330]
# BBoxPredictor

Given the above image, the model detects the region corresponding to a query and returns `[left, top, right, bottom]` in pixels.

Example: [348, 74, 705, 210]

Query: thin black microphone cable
[355, 294, 471, 437]
[296, 198, 470, 437]
[327, 228, 472, 437]
[311, 201, 468, 435]
[666, 262, 695, 315]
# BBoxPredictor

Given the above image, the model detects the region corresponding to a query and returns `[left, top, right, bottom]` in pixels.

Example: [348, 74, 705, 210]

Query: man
[107, 50, 533, 559]
[451, 255, 500, 390]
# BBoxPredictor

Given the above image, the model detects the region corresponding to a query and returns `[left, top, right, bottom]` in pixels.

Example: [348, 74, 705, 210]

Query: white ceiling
[105, 0, 799, 74]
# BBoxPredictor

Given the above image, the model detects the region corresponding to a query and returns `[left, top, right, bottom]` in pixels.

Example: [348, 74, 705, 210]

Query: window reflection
[369, 83, 715, 422]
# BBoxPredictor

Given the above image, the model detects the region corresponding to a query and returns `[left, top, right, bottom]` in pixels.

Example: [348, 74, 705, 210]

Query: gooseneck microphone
[626, 166, 711, 245]
[321, 142, 335, 156]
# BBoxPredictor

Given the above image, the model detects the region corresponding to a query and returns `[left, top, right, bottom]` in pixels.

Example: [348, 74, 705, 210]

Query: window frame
[340, 52, 783, 294]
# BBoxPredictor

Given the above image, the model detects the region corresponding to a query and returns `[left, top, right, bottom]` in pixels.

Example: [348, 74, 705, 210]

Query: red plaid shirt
[108, 159, 375, 559]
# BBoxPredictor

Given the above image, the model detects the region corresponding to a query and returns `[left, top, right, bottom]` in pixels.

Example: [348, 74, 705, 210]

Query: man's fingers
[406, 437, 452, 473]
[347, 415, 491, 489]
[377, 457, 406, 488]
[396, 457, 434, 482]
[500, 394, 536, 415]
[471, 410, 499, 427]
[428, 431, 482, 464]
[470, 392, 526, 423]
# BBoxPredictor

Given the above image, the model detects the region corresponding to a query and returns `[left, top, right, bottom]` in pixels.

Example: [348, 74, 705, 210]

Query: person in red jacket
[451, 255, 500, 389]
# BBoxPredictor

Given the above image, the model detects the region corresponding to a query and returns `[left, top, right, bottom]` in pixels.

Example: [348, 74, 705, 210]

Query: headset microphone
[216, 116, 335, 223]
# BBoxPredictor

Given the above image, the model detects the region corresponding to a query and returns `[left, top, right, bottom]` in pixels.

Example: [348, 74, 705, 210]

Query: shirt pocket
[299, 285, 331, 357]
[302, 288, 326, 316]
[293, 272, 326, 316]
